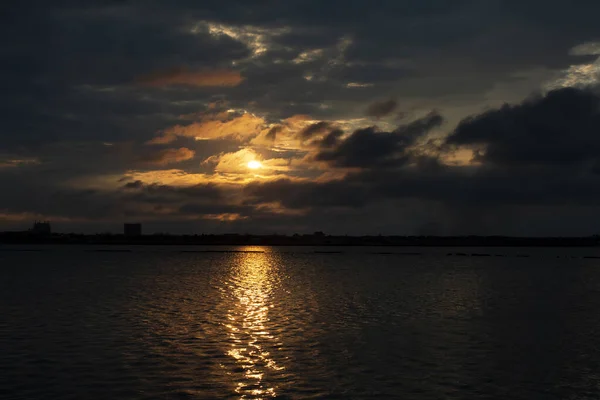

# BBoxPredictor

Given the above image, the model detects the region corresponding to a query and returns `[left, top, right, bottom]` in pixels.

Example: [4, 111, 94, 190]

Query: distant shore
[1, 232, 599, 247]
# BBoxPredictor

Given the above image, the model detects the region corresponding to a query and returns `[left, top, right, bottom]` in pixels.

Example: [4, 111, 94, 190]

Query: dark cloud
[177, 203, 252, 216]
[338, 65, 412, 84]
[365, 99, 398, 118]
[265, 126, 283, 141]
[139, 147, 196, 166]
[299, 121, 332, 140]
[446, 87, 600, 168]
[316, 112, 443, 168]
[123, 180, 144, 190]
[120, 181, 223, 200]
[318, 129, 344, 148]
[245, 178, 370, 209]
[0, 1, 250, 152]
[136, 68, 244, 87]
[239, 88, 600, 234]
[241, 163, 600, 235]
[0, 166, 233, 230]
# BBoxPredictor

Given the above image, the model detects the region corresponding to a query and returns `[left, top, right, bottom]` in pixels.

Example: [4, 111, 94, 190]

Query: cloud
[245, 178, 370, 209]
[239, 158, 600, 236]
[346, 82, 375, 88]
[554, 63, 600, 89]
[316, 111, 443, 168]
[123, 169, 216, 186]
[149, 112, 267, 144]
[120, 180, 223, 200]
[365, 99, 398, 118]
[265, 125, 283, 141]
[570, 41, 600, 56]
[6, 1, 600, 235]
[202, 21, 291, 59]
[292, 48, 325, 64]
[204, 148, 291, 175]
[299, 121, 333, 140]
[122, 180, 145, 190]
[136, 67, 244, 87]
[0, 157, 39, 168]
[204, 148, 259, 174]
[445, 87, 600, 168]
[318, 129, 344, 148]
[249, 115, 317, 149]
[139, 147, 195, 165]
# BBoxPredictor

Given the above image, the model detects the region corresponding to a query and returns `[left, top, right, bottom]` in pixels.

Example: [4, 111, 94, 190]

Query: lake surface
[2, 246, 600, 399]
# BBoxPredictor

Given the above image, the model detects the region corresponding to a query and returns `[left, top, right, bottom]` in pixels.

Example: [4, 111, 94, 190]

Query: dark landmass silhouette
[1, 231, 599, 247]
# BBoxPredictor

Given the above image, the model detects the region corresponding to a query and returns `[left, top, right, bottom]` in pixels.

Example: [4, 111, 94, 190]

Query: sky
[2, 0, 600, 236]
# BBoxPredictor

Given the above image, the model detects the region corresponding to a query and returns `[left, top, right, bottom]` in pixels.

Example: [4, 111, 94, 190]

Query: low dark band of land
[1, 232, 599, 247]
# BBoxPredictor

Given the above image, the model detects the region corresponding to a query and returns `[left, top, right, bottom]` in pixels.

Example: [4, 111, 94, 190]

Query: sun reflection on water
[224, 249, 284, 399]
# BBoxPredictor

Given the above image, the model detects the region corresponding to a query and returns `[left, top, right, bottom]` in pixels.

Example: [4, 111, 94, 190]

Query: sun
[247, 160, 262, 170]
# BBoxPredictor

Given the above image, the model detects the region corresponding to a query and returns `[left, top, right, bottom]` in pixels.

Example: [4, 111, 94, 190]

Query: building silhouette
[124, 223, 142, 236]
[31, 221, 51, 235]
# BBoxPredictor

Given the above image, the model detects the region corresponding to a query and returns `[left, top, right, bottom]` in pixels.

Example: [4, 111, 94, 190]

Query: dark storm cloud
[365, 99, 398, 118]
[316, 112, 443, 168]
[446, 87, 600, 167]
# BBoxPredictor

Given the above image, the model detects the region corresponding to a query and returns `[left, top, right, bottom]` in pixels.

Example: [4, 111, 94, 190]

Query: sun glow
[248, 160, 262, 169]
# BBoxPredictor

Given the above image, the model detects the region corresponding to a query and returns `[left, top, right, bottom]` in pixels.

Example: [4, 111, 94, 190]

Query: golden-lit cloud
[136, 67, 244, 87]
[0, 211, 81, 223]
[254, 202, 308, 216]
[345, 82, 375, 88]
[121, 165, 297, 189]
[249, 114, 317, 149]
[139, 147, 195, 166]
[439, 148, 477, 166]
[123, 169, 216, 186]
[0, 157, 39, 168]
[199, 22, 290, 59]
[292, 48, 324, 64]
[149, 112, 267, 144]
[248, 160, 262, 169]
[149, 105, 322, 151]
[545, 41, 600, 90]
[204, 148, 290, 175]
[202, 213, 247, 221]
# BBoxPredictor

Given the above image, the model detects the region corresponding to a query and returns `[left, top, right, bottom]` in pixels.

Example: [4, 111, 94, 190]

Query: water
[2, 246, 600, 399]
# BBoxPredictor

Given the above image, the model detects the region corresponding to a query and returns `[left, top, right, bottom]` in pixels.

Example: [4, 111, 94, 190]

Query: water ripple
[3, 249, 600, 398]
